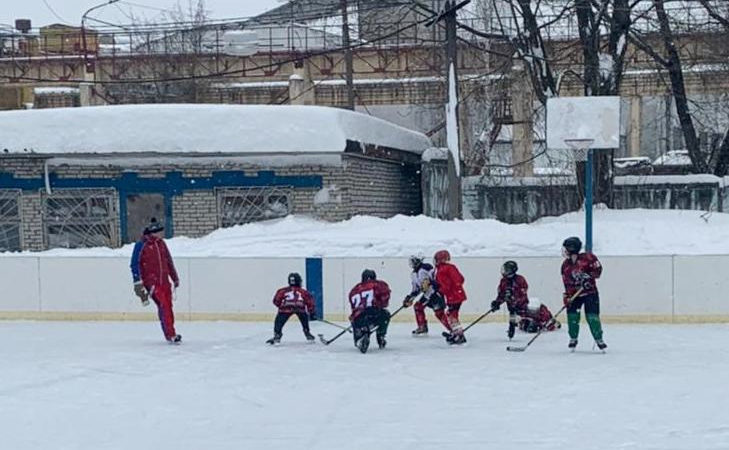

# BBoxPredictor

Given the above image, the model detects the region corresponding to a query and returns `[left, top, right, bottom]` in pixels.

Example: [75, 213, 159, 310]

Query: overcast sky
[1, 0, 287, 29]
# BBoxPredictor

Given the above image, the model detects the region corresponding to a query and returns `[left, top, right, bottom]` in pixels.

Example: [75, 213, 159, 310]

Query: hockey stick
[462, 308, 496, 333]
[506, 288, 583, 353]
[317, 318, 352, 332]
[318, 304, 406, 345]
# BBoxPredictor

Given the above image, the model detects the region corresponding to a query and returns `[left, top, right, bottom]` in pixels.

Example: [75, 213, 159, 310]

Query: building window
[217, 187, 291, 228]
[43, 189, 120, 249]
[0, 190, 22, 252]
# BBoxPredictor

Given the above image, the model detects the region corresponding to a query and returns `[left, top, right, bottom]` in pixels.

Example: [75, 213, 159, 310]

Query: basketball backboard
[546, 96, 620, 149]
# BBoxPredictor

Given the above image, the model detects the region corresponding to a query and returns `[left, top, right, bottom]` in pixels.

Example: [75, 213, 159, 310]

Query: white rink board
[0, 255, 727, 321]
[187, 258, 306, 315]
[0, 257, 40, 311]
[673, 255, 729, 316]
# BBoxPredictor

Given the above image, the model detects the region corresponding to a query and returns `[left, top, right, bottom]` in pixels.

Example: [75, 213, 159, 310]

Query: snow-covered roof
[0, 104, 431, 155]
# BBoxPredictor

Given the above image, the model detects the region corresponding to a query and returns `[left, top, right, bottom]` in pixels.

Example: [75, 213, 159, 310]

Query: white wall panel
[674, 255, 729, 316]
[187, 258, 304, 314]
[39, 258, 134, 312]
[0, 254, 724, 321]
[0, 257, 40, 311]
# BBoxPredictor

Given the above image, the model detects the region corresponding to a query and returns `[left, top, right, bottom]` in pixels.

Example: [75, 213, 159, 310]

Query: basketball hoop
[564, 138, 595, 162]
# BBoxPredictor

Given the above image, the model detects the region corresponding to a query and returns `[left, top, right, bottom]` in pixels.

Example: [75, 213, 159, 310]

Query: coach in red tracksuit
[137, 218, 181, 344]
[434, 250, 467, 345]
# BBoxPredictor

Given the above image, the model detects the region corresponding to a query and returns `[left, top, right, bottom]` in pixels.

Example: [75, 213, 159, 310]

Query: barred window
[0, 190, 21, 252]
[217, 187, 291, 228]
[43, 189, 120, 249]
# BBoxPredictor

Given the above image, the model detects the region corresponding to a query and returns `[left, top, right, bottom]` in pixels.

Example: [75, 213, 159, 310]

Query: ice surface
[2, 321, 727, 450]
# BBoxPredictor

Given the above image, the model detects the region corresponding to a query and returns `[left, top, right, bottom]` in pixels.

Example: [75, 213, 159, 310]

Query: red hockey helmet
[433, 249, 450, 265]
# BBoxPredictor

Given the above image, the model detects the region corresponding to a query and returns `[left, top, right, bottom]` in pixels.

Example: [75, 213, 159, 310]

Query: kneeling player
[490, 261, 559, 338]
[516, 299, 560, 333]
[266, 272, 316, 345]
[348, 269, 392, 354]
[403, 255, 451, 336]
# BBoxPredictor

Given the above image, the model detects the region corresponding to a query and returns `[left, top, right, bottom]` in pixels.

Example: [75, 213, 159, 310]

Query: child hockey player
[434, 250, 467, 345]
[402, 255, 451, 336]
[348, 269, 391, 353]
[266, 272, 317, 345]
[561, 237, 607, 351]
[490, 261, 559, 339]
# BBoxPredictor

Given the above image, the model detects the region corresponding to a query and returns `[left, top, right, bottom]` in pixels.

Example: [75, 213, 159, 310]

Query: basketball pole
[585, 148, 593, 253]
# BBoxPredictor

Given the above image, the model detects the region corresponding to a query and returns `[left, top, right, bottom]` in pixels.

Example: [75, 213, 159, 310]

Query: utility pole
[341, 0, 355, 110]
[431, 0, 470, 220]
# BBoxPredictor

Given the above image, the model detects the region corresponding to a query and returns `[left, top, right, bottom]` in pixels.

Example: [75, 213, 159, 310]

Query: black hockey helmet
[501, 260, 518, 277]
[409, 255, 424, 269]
[288, 272, 302, 287]
[562, 236, 582, 255]
[361, 269, 377, 283]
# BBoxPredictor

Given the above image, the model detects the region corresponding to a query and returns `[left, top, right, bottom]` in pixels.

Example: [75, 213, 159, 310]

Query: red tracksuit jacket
[139, 235, 179, 290]
[435, 263, 467, 305]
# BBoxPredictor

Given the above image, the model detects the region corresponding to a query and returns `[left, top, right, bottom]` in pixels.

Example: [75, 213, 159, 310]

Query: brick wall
[343, 154, 422, 217]
[20, 192, 43, 251]
[1, 155, 422, 250]
[172, 191, 218, 237]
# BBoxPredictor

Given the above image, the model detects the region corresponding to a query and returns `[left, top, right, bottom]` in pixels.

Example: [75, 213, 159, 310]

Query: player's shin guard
[567, 312, 581, 340]
[585, 314, 603, 341]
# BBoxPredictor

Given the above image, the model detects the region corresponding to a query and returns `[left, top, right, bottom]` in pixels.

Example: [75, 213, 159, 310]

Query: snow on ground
[2, 321, 728, 450]
[22, 208, 729, 258]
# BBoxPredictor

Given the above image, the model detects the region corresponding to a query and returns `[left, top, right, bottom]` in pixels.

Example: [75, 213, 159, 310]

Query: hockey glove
[403, 296, 414, 308]
[563, 292, 573, 307]
[134, 282, 149, 306]
[490, 300, 501, 312]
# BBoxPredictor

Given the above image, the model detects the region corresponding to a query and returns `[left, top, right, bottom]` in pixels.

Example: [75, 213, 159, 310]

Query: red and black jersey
[138, 234, 179, 290]
[348, 280, 391, 319]
[435, 262, 466, 305]
[496, 274, 529, 312]
[273, 286, 316, 315]
[561, 252, 602, 296]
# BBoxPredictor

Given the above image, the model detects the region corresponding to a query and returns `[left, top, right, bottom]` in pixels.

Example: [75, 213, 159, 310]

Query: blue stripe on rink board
[305, 258, 323, 318]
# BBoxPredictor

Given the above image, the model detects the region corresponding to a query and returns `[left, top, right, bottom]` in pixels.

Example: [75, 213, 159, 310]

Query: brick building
[0, 104, 430, 251]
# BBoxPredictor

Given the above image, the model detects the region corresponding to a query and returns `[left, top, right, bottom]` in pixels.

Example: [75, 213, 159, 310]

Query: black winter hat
[145, 217, 164, 234]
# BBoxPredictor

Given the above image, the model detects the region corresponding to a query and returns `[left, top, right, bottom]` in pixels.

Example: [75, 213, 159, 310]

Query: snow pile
[0, 104, 431, 154]
[20, 208, 729, 258]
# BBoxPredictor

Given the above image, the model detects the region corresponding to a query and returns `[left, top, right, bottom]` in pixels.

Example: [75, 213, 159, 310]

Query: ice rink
[2, 321, 728, 450]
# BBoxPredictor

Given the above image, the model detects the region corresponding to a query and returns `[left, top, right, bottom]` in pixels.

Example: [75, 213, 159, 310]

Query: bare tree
[491, 0, 634, 205]
[630, 0, 729, 175]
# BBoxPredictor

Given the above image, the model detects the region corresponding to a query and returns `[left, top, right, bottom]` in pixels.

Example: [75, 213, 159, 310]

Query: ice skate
[304, 331, 315, 343]
[376, 334, 386, 349]
[595, 339, 607, 352]
[568, 338, 578, 351]
[168, 334, 182, 345]
[355, 333, 370, 353]
[412, 325, 428, 336]
[266, 333, 282, 345]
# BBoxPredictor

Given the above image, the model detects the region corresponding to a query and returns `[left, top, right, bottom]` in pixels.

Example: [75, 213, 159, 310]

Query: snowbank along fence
[1, 255, 727, 323]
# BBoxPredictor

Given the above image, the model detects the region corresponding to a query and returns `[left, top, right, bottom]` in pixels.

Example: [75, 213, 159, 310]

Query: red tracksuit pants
[446, 302, 464, 335]
[151, 283, 177, 340]
[414, 301, 451, 331]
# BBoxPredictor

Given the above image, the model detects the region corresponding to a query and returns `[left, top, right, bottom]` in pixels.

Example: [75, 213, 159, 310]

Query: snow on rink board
[2, 321, 728, 450]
